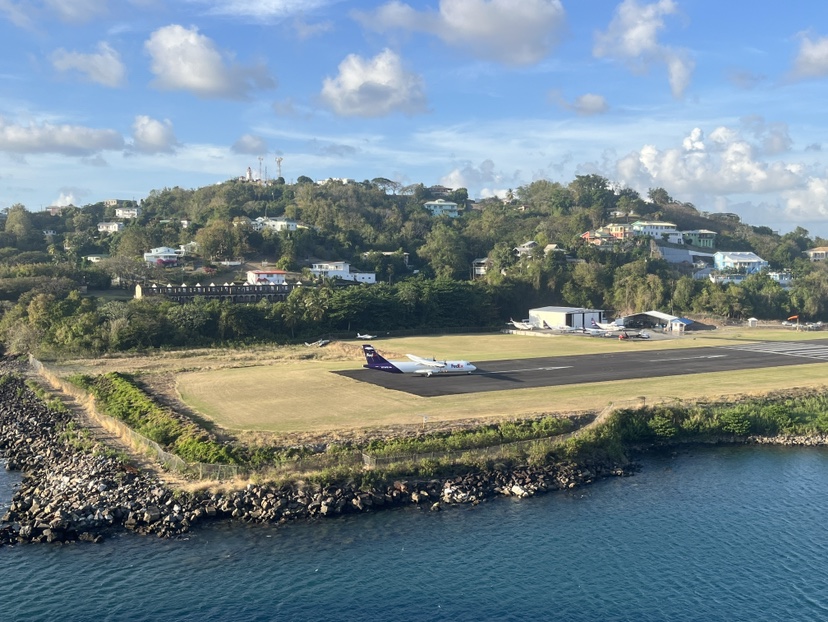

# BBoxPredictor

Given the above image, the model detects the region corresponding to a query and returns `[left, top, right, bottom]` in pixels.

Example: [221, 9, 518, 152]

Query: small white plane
[618, 330, 651, 340]
[305, 338, 331, 347]
[591, 319, 625, 332]
[356, 332, 377, 340]
[362, 345, 476, 377]
[507, 318, 534, 330]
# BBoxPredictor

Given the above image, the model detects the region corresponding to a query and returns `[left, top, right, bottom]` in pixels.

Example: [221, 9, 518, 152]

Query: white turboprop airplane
[356, 332, 377, 340]
[591, 319, 625, 332]
[507, 318, 534, 330]
[362, 345, 476, 377]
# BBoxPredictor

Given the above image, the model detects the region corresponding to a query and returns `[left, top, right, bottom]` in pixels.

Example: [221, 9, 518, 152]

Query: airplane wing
[406, 354, 446, 367]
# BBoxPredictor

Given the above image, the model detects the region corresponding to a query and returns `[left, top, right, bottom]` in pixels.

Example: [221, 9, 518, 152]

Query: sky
[3, 0, 828, 236]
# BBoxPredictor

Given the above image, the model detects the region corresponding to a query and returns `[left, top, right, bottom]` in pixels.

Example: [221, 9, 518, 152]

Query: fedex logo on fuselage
[449, 363, 464, 369]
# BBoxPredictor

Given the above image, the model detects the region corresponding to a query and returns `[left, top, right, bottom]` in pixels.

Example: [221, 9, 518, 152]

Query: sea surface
[2, 445, 828, 622]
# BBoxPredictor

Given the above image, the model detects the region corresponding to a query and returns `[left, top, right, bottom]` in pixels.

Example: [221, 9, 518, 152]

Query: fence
[28, 355, 249, 481]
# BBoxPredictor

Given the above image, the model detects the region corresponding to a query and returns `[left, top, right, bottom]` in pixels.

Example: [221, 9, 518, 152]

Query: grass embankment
[564, 388, 828, 465]
[67, 372, 240, 465]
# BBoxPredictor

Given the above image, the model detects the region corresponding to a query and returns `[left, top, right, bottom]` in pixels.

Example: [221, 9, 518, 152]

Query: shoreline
[1, 372, 826, 546]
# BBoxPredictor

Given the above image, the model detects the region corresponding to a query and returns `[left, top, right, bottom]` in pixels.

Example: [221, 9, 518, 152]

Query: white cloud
[51, 42, 126, 88]
[593, 0, 694, 97]
[293, 18, 333, 40]
[612, 124, 828, 223]
[44, 0, 108, 23]
[791, 33, 828, 79]
[145, 24, 275, 99]
[440, 159, 520, 191]
[0, 0, 32, 29]
[355, 0, 566, 66]
[53, 187, 90, 207]
[194, 0, 333, 22]
[321, 49, 427, 117]
[131, 115, 177, 153]
[0, 117, 123, 155]
[232, 133, 268, 154]
[550, 91, 609, 115]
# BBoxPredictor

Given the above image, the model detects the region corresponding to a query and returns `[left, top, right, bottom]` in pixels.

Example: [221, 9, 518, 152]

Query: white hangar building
[528, 306, 608, 330]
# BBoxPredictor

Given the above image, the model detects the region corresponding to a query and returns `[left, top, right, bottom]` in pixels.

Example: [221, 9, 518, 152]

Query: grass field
[172, 329, 828, 435]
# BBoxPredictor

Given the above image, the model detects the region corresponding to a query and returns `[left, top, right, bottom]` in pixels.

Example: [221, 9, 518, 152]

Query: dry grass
[44, 328, 828, 436]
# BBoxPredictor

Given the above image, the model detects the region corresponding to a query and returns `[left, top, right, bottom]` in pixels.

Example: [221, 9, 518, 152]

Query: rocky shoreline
[0, 373, 631, 546]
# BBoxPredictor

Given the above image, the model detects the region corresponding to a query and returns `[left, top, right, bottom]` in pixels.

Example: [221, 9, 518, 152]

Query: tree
[417, 223, 469, 280]
[195, 221, 240, 261]
[647, 187, 673, 206]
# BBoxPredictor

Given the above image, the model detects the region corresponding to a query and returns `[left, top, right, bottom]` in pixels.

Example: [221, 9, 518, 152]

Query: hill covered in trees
[0, 174, 826, 356]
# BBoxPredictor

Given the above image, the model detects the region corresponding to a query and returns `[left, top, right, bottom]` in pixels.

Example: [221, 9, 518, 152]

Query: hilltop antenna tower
[275, 156, 283, 179]
[258, 156, 263, 183]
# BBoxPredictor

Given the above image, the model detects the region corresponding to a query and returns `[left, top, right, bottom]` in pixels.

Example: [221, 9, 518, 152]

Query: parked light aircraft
[507, 318, 534, 330]
[362, 345, 476, 377]
[356, 333, 377, 340]
[591, 319, 625, 332]
[618, 330, 650, 340]
[305, 339, 331, 347]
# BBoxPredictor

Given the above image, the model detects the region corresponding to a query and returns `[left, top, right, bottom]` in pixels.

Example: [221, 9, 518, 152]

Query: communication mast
[275, 156, 283, 179]
[258, 156, 263, 183]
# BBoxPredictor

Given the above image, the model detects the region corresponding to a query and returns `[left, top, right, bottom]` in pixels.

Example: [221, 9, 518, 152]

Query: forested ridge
[1, 174, 826, 356]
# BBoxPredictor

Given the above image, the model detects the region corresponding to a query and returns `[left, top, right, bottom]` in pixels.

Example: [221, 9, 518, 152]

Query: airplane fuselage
[363, 360, 476, 375]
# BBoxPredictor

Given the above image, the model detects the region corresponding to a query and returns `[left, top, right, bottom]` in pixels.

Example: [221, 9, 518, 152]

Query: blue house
[713, 251, 768, 274]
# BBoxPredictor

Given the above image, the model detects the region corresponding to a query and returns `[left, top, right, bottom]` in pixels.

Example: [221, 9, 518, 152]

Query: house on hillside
[472, 257, 493, 278]
[310, 261, 376, 283]
[682, 229, 717, 248]
[246, 270, 287, 285]
[514, 241, 539, 257]
[97, 222, 123, 234]
[423, 199, 460, 217]
[713, 251, 768, 274]
[805, 247, 828, 261]
[631, 221, 682, 243]
[143, 246, 181, 266]
[428, 185, 453, 197]
[115, 207, 141, 219]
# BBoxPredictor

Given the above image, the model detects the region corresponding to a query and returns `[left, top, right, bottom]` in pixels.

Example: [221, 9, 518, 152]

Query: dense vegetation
[1, 174, 827, 356]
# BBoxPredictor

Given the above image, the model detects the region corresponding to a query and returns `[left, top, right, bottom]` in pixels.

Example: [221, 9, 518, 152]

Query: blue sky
[3, 0, 828, 235]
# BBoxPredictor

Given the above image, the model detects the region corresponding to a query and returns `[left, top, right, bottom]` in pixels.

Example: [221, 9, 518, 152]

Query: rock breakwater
[0, 372, 631, 545]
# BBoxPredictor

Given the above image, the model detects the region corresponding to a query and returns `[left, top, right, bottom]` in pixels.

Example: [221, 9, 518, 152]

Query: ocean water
[2, 446, 828, 622]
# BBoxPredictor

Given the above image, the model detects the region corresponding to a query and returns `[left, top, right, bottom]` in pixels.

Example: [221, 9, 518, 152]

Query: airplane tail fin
[362, 344, 392, 368]
[591, 319, 598, 327]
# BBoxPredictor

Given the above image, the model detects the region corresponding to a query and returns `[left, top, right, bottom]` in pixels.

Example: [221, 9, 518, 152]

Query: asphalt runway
[333, 339, 828, 398]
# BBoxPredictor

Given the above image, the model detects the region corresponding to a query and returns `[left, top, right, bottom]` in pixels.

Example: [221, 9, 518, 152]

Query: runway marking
[720, 341, 828, 361]
[479, 366, 572, 374]
[651, 355, 727, 362]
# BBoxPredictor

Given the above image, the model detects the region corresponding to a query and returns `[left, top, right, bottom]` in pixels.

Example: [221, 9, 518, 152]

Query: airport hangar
[527, 306, 693, 333]
[527, 306, 607, 329]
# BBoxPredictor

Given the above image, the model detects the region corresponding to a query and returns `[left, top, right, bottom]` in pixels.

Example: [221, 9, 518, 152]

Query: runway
[333, 339, 828, 398]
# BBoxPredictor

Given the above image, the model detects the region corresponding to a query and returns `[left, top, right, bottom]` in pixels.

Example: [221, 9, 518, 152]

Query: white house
[805, 247, 828, 261]
[631, 221, 681, 243]
[143, 246, 181, 266]
[310, 261, 376, 283]
[423, 199, 460, 217]
[84, 254, 108, 263]
[713, 251, 768, 274]
[115, 207, 141, 219]
[97, 222, 124, 234]
[253, 216, 298, 232]
[514, 241, 539, 257]
[246, 270, 287, 285]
